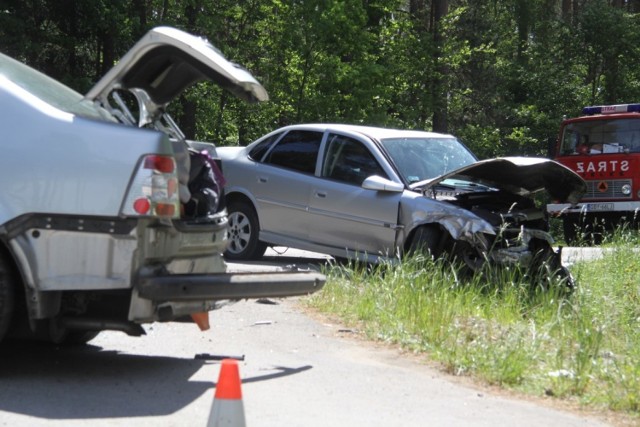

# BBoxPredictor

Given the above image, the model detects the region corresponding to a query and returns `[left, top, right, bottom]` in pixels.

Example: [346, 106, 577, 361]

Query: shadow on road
[0, 340, 208, 419]
[0, 340, 313, 420]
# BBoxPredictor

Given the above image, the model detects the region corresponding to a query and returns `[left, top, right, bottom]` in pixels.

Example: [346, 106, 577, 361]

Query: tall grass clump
[307, 238, 640, 419]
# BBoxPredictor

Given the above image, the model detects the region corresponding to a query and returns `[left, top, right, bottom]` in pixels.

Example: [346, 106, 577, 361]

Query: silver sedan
[217, 124, 585, 282]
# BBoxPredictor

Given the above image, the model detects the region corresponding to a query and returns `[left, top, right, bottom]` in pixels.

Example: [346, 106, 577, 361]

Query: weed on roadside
[308, 237, 640, 420]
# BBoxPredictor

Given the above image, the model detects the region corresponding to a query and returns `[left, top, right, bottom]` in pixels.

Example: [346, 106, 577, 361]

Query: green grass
[307, 238, 640, 420]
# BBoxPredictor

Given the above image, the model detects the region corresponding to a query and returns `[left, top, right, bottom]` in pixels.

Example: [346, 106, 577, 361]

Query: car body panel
[307, 178, 402, 257]
[304, 129, 401, 256]
[252, 162, 314, 242]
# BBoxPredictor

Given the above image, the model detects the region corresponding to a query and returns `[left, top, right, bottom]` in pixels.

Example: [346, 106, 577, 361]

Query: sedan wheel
[225, 201, 267, 260]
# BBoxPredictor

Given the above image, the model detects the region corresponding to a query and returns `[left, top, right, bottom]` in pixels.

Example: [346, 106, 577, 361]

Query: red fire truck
[547, 103, 640, 243]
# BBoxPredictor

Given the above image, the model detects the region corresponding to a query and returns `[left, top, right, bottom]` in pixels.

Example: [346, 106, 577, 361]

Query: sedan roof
[276, 123, 456, 141]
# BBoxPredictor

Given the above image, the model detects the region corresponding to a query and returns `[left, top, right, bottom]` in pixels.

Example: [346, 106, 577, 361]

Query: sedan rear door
[251, 130, 323, 244]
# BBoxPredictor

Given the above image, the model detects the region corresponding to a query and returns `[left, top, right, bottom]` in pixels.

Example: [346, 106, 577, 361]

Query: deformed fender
[398, 196, 495, 248]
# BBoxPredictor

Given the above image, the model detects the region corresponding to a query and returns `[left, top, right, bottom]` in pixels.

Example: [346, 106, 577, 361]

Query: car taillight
[121, 155, 180, 219]
[144, 155, 175, 173]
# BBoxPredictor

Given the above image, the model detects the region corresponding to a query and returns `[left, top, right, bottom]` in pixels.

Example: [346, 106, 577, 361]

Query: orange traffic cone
[207, 358, 246, 427]
[191, 312, 210, 331]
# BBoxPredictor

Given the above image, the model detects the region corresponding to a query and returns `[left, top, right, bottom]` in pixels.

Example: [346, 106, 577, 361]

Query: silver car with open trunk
[0, 27, 324, 345]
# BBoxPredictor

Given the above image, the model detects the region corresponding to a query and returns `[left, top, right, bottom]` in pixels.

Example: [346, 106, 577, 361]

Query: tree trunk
[178, 1, 201, 140]
[132, 0, 148, 37]
[431, 0, 448, 133]
[99, 28, 115, 78]
[562, 0, 572, 21]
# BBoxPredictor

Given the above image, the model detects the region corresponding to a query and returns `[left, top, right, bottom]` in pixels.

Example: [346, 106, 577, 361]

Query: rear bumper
[136, 268, 326, 301]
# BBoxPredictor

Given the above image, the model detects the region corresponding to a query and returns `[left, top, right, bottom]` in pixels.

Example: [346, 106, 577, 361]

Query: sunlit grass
[307, 235, 640, 419]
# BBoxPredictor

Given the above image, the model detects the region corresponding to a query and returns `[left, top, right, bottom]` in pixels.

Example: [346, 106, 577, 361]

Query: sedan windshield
[380, 137, 477, 184]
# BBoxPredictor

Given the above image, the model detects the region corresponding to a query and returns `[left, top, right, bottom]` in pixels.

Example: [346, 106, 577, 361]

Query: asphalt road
[0, 247, 613, 427]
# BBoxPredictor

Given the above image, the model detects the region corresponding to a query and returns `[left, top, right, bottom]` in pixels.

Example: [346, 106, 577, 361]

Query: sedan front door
[307, 133, 402, 260]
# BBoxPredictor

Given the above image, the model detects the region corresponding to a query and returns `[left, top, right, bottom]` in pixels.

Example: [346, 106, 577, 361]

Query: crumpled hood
[420, 157, 586, 204]
[85, 26, 268, 106]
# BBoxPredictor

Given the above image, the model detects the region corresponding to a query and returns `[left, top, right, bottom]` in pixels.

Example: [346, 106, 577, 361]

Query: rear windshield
[0, 52, 114, 121]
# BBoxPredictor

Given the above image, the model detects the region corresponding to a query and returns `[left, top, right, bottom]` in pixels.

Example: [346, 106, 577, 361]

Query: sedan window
[322, 134, 387, 185]
[249, 132, 283, 161]
[264, 130, 322, 174]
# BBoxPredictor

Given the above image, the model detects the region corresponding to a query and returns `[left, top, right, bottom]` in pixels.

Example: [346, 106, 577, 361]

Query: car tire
[409, 225, 486, 275]
[407, 225, 444, 258]
[225, 201, 267, 260]
[447, 240, 486, 273]
[0, 255, 16, 343]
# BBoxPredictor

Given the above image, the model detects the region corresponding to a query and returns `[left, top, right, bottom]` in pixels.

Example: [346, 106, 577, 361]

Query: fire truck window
[562, 130, 579, 154]
[562, 120, 640, 154]
[621, 131, 640, 152]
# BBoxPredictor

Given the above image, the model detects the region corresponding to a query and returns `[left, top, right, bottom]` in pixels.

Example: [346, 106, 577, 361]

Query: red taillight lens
[155, 203, 176, 217]
[133, 198, 151, 214]
[144, 155, 175, 173]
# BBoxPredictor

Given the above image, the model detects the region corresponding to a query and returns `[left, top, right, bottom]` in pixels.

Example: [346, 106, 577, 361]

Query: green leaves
[4, 1, 640, 153]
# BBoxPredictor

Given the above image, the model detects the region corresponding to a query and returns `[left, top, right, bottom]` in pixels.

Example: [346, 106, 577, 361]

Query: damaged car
[0, 27, 324, 345]
[217, 124, 586, 285]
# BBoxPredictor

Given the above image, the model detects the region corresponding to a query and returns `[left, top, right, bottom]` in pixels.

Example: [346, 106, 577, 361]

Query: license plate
[586, 203, 614, 212]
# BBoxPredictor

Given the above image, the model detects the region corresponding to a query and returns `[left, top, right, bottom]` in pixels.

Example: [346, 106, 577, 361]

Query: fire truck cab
[547, 103, 640, 242]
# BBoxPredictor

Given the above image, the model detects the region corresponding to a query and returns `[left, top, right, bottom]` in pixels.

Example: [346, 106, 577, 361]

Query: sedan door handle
[314, 191, 327, 198]
[258, 176, 268, 183]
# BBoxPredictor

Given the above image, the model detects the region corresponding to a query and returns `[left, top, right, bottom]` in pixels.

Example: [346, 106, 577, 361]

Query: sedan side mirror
[362, 175, 404, 193]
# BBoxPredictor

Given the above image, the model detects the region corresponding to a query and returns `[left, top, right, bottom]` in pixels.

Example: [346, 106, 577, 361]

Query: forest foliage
[2, 0, 640, 158]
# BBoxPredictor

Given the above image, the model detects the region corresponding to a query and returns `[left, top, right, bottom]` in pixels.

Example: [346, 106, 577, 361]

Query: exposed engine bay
[433, 186, 548, 231]
[411, 157, 587, 286]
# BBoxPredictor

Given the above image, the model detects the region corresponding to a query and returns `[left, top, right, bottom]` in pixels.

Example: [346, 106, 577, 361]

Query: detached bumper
[136, 269, 326, 301]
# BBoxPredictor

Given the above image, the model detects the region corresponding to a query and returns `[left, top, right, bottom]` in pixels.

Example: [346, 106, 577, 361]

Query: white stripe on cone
[208, 399, 246, 427]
